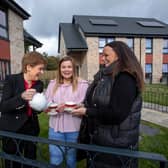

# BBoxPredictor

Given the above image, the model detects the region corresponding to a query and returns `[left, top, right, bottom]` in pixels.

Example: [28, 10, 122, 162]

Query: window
[90, 19, 118, 26]
[127, 38, 134, 51]
[163, 39, 168, 54]
[162, 64, 168, 73]
[0, 27, 8, 38]
[76, 65, 80, 76]
[145, 38, 152, 54]
[0, 9, 8, 39]
[145, 64, 152, 83]
[0, 10, 6, 27]
[162, 64, 168, 83]
[98, 37, 115, 53]
[145, 64, 152, 73]
[99, 38, 106, 53]
[137, 21, 165, 27]
[99, 38, 106, 48]
[0, 60, 10, 81]
[107, 38, 114, 43]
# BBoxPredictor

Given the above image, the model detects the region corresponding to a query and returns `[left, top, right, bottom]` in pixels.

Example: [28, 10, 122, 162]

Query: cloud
[36, 36, 58, 56]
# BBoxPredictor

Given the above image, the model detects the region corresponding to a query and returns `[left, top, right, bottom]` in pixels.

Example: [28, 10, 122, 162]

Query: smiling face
[102, 46, 118, 67]
[26, 64, 45, 81]
[60, 60, 73, 81]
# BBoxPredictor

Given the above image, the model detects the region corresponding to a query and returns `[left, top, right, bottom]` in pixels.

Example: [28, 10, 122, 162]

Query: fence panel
[0, 131, 167, 168]
[142, 85, 168, 112]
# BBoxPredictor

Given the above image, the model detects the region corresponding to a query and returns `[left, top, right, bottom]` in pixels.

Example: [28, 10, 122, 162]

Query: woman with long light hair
[45, 56, 88, 168]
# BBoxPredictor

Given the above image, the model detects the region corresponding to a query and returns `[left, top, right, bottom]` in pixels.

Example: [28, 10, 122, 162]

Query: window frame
[162, 64, 168, 73]
[0, 59, 10, 81]
[127, 37, 134, 51]
[145, 38, 153, 54]
[0, 8, 8, 39]
[98, 37, 115, 54]
[163, 39, 168, 54]
[145, 63, 152, 74]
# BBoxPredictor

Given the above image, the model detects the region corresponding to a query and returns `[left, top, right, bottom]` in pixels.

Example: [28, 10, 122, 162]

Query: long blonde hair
[53, 56, 78, 94]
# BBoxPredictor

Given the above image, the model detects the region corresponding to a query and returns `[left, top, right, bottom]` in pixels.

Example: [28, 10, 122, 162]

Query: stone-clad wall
[134, 38, 141, 62]
[115, 37, 127, 43]
[153, 38, 163, 83]
[139, 38, 146, 80]
[85, 37, 99, 81]
[59, 32, 67, 58]
[8, 9, 24, 74]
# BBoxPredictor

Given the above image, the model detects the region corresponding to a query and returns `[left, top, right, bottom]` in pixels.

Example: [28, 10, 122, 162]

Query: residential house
[58, 15, 168, 83]
[0, 0, 42, 82]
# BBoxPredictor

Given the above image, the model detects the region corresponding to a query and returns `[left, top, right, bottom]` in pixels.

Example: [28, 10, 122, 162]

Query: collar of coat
[94, 61, 117, 81]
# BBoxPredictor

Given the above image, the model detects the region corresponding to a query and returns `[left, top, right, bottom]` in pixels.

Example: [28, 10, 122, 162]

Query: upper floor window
[145, 38, 152, 54]
[127, 38, 134, 51]
[99, 38, 106, 47]
[0, 9, 8, 39]
[163, 39, 168, 54]
[99, 37, 115, 53]
[107, 38, 114, 43]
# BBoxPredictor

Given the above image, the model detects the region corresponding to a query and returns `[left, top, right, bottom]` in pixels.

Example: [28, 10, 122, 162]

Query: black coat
[84, 64, 142, 168]
[0, 73, 43, 133]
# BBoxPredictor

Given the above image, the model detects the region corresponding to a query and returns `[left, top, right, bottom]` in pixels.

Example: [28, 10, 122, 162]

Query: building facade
[0, 0, 42, 82]
[58, 15, 168, 83]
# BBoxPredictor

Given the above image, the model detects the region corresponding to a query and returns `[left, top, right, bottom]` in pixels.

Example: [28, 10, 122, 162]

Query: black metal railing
[142, 87, 168, 113]
[0, 131, 167, 168]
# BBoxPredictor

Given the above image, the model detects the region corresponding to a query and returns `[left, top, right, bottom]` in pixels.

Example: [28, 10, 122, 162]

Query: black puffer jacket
[85, 63, 142, 168]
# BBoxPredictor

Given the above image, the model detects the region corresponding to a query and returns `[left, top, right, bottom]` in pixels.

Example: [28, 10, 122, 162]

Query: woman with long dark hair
[72, 41, 144, 168]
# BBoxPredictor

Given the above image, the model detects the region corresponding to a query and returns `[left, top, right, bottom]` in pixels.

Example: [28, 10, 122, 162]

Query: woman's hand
[56, 103, 65, 113]
[72, 107, 86, 116]
[21, 89, 36, 101]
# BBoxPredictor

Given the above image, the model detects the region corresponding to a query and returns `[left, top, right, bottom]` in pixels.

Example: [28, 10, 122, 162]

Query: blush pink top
[45, 79, 88, 133]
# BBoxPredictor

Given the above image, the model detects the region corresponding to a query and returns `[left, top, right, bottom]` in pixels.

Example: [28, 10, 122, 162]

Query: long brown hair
[105, 41, 144, 92]
[53, 56, 78, 94]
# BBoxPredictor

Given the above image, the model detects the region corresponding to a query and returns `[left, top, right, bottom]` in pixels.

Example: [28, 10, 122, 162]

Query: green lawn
[139, 120, 168, 167]
[145, 84, 168, 91]
[38, 113, 49, 162]
[38, 113, 168, 167]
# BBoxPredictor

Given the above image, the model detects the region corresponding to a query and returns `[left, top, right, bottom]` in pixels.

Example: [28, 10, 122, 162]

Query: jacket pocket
[92, 125, 119, 146]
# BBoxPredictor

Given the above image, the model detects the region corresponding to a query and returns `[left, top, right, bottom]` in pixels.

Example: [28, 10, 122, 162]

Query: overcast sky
[15, 0, 168, 56]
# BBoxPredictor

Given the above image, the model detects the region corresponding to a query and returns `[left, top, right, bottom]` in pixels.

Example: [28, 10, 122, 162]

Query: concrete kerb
[141, 108, 168, 128]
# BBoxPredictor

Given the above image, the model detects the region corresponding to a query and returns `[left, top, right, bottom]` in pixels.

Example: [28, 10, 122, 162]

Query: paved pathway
[141, 108, 168, 128]
[143, 102, 168, 113]
[140, 124, 160, 136]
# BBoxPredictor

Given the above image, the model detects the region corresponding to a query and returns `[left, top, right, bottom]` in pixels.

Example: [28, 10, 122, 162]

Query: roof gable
[1, 0, 30, 19]
[58, 23, 88, 53]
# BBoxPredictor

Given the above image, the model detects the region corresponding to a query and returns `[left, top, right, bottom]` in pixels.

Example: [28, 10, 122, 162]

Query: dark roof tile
[58, 23, 88, 52]
[72, 15, 168, 37]
[24, 30, 42, 48]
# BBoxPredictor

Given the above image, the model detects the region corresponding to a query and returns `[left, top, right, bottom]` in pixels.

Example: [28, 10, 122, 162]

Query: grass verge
[38, 113, 168, 167]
